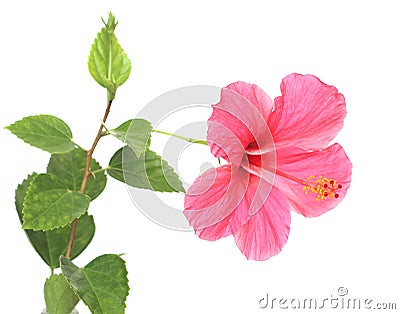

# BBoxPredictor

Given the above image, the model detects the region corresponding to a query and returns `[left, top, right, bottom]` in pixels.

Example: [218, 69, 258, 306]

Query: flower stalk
[152, 129, 208, 145]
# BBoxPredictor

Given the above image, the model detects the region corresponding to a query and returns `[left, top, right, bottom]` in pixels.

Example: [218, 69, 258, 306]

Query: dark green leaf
[61, 254, 129, 314]
[88, 12, 131, 100]
[22, 174, 90, 231]
[5, 115, 75, 154]
[44, 274, 79, 314]
[107, 146, 185, 192]
[109, 119, 152, 157]
[47, 148, 107, 201]
[16, 174, 95, 268]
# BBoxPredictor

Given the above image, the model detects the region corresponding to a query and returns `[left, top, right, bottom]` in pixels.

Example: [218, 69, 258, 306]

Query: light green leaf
[60, 254, 129, 314]
[16, 174, 95, 268]
[44, 274, 79, 314]
[47, 148, 107, 201]
[107, 146, 185, 193]
[22, 174, 90, 231]
[5, 115, 75, 154]
[88, 12, 131, 100]
[109, 119, 152, 157]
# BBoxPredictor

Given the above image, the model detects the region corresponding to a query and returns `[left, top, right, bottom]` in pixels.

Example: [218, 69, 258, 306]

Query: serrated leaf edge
[61, 255, 130, 312]
[44, 274, 80, 314]
[5, 114, 75, 154]
[109, 119, 152, 158]
[22, 173, 90, 231]
[107, 146, 185, 193]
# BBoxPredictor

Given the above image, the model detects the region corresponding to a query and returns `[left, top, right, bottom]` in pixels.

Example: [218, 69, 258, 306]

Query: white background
[1, 1, 399, 313]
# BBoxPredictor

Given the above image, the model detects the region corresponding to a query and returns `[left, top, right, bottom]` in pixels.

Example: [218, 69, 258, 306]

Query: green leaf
[16, 174, 95, 268]
[5, 115, 75, 154]
[60, 254, 129, 314]
[47, 148, 107, 201]
[88, 12, 131, 100]
[109, 119, 152, 157]
[108, 146, 185, 192]
[15, 173, 38, 223]
[44, 274, 79, 314]
[43, 214, 95, 268]
[22, 174, 90, 231]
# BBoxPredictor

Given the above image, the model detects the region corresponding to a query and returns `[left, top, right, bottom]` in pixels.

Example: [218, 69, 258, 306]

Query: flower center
[302, 176, 342, 202]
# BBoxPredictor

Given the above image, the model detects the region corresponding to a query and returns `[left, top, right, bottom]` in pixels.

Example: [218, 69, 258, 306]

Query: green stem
[152, 129, 208, 145]
[91, 168, 107, 176]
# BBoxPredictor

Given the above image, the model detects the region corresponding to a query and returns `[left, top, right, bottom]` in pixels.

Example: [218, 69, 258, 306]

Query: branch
[65, 99, 113, 259]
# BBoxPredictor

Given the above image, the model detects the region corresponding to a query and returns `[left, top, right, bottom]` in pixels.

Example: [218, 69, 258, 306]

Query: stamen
[274, 170, 343, 202]
[303, 175, 342, 202]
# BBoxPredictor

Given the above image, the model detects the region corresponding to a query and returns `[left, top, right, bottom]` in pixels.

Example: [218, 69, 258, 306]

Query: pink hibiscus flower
[184, 73, 352, 261]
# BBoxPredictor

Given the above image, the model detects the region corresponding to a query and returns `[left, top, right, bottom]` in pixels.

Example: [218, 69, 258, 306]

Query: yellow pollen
[302, 175, 342, 201]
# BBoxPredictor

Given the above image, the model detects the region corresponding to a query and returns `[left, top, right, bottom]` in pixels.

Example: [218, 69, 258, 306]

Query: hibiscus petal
[274, 143, 352, 217]
[207, 82, 274, 166]
[234, 187, 291, 261]
[184, 164, 275, 241]
[225, 81, 273, 122]
[184, 165, 251, 240]
[268, 73, 346, 149]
